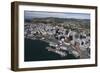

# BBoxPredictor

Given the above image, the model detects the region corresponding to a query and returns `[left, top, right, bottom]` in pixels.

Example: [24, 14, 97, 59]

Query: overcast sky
[24, 11, 90, 20]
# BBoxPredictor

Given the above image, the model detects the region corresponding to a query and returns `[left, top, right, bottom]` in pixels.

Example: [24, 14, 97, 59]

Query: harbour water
[24, 38, 77, 62]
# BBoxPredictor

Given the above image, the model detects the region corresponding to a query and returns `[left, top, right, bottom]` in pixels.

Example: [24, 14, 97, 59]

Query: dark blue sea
[24, 38, 77, 62]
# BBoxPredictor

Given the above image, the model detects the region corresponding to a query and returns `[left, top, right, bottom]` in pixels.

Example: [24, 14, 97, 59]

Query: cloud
[24, 11, 90, 19]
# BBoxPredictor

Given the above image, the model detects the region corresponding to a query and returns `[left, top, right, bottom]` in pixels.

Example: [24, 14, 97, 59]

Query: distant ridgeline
[25, 17, 90, 33]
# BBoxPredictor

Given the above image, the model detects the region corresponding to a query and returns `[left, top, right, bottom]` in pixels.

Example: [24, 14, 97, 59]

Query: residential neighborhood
[24, 18, 90, 59]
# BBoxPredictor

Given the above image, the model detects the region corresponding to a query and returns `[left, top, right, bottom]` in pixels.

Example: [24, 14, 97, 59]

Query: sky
[24, 11, 90, 20]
